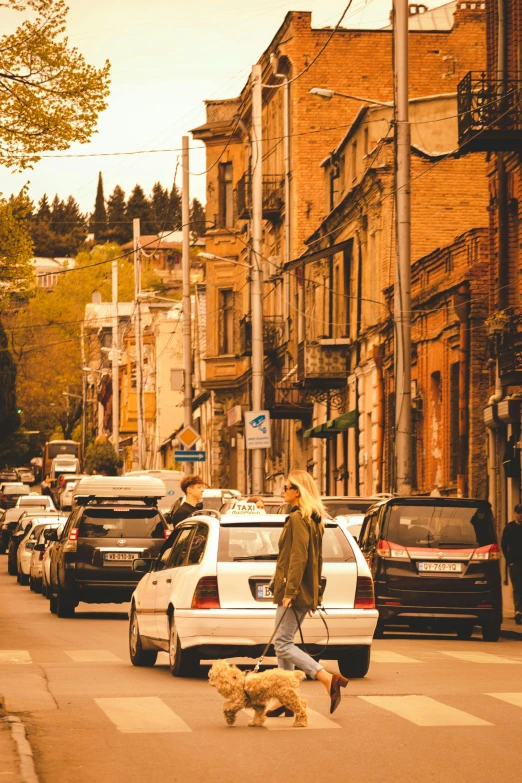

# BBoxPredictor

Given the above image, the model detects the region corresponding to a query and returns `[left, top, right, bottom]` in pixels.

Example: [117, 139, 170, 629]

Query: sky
[0, 0, 446, 214]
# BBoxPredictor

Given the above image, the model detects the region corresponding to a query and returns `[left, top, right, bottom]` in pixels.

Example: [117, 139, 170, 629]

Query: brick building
[192, 2, 487, 493]
[456, 0, 522, 615]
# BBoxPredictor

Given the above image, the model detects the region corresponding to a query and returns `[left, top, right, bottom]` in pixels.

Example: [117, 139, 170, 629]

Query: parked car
[129, 507, 378, 678]
[7, 510, 62, 576]
[358, 497, 502, 641]
[0, 507, 26, 553]
[41, 521, 66, 598]
[16, 495, 56, 512]
[1, 483, 30, 510]
[0, 470, 19, 484]
[47, 475, 168, 617]
[57, 475, 88, 511]
[16, 468, 35, 485]
[24, 520, 67, 592]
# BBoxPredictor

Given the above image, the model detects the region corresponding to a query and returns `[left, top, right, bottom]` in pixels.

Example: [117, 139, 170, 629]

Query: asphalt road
[1, 568, 522, 783]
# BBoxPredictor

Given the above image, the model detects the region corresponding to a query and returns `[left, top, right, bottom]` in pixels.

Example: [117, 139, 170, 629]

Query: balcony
[265, 378, 313, 421]
[297, 340, 349, 387]
[457, 72, 522, 152]
[239, 315, 286, 356]
[236, 172, 284, 221]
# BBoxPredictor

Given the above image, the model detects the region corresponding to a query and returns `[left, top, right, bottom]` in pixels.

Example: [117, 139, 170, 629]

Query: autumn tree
[0, 0, 111, 170]
[0, 189, 34, 304]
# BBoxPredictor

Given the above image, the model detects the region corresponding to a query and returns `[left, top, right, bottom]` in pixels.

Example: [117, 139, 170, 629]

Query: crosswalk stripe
[487, 693, 522, 708]
[95, 697, 192, 733]
[243, 707, 340, 730]
[442, 652, 521, 665]
[65, 650, 122, 663]
[0, 650, 31, 664]
[371, 651, 422, 664]
[359, 696, 492, 726]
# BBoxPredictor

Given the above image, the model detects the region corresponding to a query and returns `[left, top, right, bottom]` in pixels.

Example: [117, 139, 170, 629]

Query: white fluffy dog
[209, 660, 308, 728]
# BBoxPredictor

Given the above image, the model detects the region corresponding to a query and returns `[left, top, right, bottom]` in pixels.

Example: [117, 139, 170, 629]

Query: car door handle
[152, 580, 157, 585]
[166, 578, 172, 584]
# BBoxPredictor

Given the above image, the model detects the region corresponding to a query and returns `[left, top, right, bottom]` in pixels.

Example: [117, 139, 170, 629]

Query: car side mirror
[132, 558, 153, 573]
[43, 528, 58, 542]
[34, 543, 45, 552]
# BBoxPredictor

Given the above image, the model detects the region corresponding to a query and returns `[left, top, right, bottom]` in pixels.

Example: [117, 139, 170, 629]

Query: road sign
[244, 410, 272, 449]
[177, 424, 199, 450]
[174, 450, 206, 462]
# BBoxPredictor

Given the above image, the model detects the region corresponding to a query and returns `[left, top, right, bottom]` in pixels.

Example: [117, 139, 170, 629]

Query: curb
[4, 716, 40, 783]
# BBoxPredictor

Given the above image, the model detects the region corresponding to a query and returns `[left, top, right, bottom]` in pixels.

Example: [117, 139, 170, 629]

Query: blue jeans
[273, 604, 323, 679]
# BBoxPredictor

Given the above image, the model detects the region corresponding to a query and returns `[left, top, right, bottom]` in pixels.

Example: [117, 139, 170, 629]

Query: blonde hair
[287, 469, 325, 522]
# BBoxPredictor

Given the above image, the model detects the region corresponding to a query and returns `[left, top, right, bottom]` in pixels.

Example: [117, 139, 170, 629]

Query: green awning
[303, 410, 357, 438]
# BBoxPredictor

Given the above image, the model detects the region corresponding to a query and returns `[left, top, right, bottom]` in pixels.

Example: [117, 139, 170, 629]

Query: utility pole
[251, 63, 265, 494]
[80, 323, 86, 454]
[181, 136, 194, 475]
[133, 218, 145, 470]
[111, 255, 120, 459]
[393, 0, 412, 495]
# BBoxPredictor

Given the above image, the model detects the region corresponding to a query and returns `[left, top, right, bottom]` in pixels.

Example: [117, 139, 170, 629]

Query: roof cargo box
[73, 475, 167, 505]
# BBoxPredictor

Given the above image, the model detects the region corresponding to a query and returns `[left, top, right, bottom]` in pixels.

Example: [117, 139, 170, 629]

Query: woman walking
[267, 469, 348, 717]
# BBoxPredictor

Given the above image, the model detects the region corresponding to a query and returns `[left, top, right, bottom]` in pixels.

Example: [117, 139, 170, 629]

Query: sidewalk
[500, 617, 522, 640]
[0, 716, 22, 783]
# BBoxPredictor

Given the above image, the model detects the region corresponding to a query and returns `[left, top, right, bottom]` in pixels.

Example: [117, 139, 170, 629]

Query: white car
[129, 508, 378, 678]
[59, 476, 87, 510]
[41, 522, 66, 598]
[16, 515, 67, 585]
[16, 495, 56, 511]
[29, 521, 66, 593]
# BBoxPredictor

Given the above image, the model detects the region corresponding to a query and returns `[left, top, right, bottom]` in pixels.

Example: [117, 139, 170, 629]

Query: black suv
[358, 497, 502, 641]
[47, 500, 169, 617]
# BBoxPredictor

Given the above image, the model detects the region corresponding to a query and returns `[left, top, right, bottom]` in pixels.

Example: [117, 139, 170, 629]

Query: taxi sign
[178, 424, 199, 450]
[227, 502, 266, 516]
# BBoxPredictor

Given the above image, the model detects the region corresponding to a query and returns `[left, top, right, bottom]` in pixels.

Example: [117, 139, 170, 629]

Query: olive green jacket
[272, 507, 324, 610]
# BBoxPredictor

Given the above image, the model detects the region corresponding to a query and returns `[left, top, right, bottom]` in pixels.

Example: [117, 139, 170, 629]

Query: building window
[219, 289, 234, 354]
[351, 140, 357, 182]
[450, 362, 460, 482]
[218, 162, 234, 228]
[343, 243, 353, 337]
[329, 167, 339, 211]
[363, 127, 369, 157]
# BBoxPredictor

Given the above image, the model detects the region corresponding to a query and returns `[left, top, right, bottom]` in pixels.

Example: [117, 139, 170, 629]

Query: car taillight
[163, 529, 170, 540]
[378, 540, 410, 560]
[39, 546, 47, 561]
[471, 544, 500, 561]
[63, 528, 78, 553]
[354, 575, 375, 609]
[191, 576, 220, 609]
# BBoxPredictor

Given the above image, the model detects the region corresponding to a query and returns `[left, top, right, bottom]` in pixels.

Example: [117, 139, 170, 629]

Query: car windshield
[218, 523, 355, 562]
[323, 499, 375, 517]
[78, 508, 165, 538]
[384, 504, 497, 548]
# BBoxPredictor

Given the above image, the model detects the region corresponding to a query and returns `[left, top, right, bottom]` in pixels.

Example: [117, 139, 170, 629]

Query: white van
[125, 470, 182, 513]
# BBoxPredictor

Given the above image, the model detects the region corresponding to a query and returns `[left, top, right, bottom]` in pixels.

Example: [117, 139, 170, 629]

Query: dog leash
[252, 606, 290, 673]
[251, 604, 330, 674]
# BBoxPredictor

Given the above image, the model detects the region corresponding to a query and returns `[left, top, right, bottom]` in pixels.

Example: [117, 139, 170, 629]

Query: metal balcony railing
[297, 340, 349, 387]
[236, 172, 284, 220]
[239, 315, 285, 356]
[457, 72, 522, 152]
[265, 377, 313, 421]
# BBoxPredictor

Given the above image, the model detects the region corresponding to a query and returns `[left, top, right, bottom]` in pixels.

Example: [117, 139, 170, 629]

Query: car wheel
[129, 606, 157, 667]
[7, 552, 17, 576]
[481, 621, 501, 642]
[33, 578, 42, 594]
[337, 646, 371, 678]
[456, 621, 474, 640]
[49, 590, 57, 613]
[56, 589, 76, 618]
[19, 571, 29, 586]
[168, 615, 199, 677]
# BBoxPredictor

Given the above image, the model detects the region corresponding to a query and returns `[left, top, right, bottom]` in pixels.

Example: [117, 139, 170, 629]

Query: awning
[286, 238, 353, 271]
[303, 410, 357, 438]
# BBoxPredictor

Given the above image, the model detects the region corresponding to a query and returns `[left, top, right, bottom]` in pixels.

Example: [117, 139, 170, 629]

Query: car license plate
[104, 552, 137, 562]
[256, 583, 273, 599]
[418, 562, 462, 573]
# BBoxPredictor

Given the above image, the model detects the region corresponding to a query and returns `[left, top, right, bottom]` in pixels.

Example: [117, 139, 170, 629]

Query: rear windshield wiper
[232, 554, 278, 561]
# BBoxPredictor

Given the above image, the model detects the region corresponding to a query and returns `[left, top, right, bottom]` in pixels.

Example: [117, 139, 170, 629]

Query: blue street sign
[174, 450, 206, 462]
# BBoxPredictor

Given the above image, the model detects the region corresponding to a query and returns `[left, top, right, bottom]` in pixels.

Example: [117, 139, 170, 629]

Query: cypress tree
[90, 171, 107, 239]
[169, 181, 182, 231]
[150, 182, 170, 233]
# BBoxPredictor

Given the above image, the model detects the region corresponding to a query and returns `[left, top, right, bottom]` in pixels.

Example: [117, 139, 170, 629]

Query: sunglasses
[284, 483, 297, 491]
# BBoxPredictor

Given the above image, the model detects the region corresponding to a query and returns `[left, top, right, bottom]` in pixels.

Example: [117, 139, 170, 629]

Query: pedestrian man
[501, 503, 522, 625]
[40, 475, 52, 496]
[160, 475, 206, 556]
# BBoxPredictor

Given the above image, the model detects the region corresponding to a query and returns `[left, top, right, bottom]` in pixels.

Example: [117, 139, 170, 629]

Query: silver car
[29, 522, 65, 593]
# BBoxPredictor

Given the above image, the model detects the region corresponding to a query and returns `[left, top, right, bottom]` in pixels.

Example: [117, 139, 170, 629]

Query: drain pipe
[373, 344, 385, 494]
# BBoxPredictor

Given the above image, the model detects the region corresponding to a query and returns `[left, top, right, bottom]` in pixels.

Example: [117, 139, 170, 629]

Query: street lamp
[309, 87, 392, 108]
